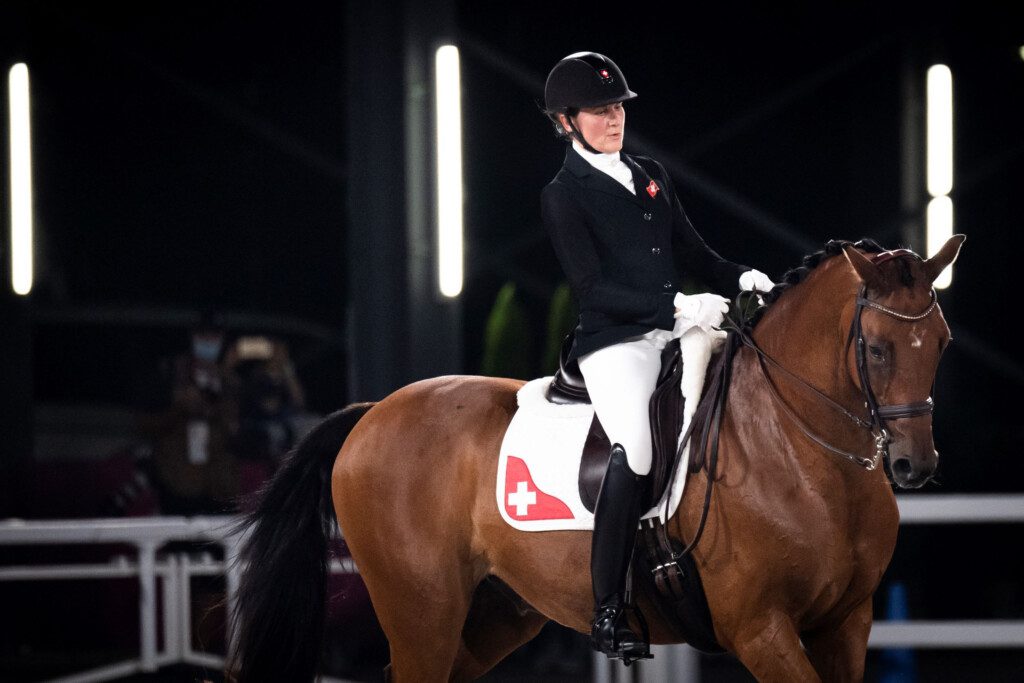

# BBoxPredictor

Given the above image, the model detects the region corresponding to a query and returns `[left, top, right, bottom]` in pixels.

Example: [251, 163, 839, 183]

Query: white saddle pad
[496, 377, 692, 532]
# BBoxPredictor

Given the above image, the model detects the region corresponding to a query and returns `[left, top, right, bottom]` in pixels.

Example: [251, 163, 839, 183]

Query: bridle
[736, 251, 939, 472]
[660, 250, 941, 565]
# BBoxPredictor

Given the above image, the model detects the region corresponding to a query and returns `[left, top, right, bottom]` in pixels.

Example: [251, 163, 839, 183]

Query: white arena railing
[0, 516, 356, 683]
[1, 495, 1022, 683]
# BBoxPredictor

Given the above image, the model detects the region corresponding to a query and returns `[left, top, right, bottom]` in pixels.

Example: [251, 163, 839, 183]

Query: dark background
[1, 1, 1022, 680]
[2, 1, 1021, 489]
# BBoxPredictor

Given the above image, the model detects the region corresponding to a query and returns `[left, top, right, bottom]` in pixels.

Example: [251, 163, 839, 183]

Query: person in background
[173, 322, 227, 466]
[225, 336, 306, 466]
[147, 317, 238, 514]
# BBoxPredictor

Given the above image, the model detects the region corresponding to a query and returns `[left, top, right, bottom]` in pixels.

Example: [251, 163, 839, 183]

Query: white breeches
[578, 335, 665, 476]
[577, 327, 725, 477]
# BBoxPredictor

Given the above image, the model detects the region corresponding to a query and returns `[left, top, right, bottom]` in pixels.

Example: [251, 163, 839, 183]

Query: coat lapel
[563, 146, 648, 209]
[622, 154, 656, 206]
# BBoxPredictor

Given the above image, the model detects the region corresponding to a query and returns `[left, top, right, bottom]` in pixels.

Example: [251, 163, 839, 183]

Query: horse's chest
[797, 500, 899, 614]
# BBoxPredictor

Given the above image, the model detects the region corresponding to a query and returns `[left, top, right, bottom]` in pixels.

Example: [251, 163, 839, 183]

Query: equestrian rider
[541, 51, 774, 661]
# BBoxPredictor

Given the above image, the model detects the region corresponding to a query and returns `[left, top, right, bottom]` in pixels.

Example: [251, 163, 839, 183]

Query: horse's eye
[868, 345, 885, 361]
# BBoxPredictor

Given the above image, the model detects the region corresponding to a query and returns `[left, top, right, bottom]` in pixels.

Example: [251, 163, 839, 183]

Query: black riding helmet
[544, 52, 637, 152]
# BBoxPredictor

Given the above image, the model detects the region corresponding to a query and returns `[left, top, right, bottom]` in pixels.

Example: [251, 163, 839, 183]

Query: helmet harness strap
[565, 113, 601, 154]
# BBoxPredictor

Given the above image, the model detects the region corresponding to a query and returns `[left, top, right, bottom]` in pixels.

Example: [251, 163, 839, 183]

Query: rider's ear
[842, 244, 883, 288]
[922, 234, 966, 285]
[558, 113, 572, 134]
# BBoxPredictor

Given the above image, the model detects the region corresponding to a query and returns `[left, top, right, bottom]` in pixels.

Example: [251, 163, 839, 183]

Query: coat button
[651, 247, 661, 255]
[643, 212, 653, 221]
[663, 281, 672, 289]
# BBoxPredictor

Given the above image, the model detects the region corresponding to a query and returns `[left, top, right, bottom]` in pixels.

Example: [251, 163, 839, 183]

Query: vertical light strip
[8, 63, 33, 296]
[926, 64, 954, 289]
[926, 65, 953, 197]
[435, 45, 463, 298]
[927, 196, 953, 289]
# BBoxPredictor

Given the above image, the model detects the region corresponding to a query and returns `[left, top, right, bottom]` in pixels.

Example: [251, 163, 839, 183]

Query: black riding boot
[590, 443, 651, 661]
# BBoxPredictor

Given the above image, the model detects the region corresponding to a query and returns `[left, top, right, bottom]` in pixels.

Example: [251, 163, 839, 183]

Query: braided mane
[762, 238, 886, 306]
[747, 238, 888, 327]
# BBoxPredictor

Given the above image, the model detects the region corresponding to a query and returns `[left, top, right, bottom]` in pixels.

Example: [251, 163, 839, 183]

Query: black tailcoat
[541, 146, 750, 362]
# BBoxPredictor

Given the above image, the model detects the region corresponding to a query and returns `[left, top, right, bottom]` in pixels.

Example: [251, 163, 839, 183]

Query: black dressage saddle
[544, 332, 686, 513]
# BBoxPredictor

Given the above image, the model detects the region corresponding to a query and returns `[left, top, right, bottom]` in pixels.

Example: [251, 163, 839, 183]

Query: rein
[661, 281, 939, 564]
[736, 285, 937, 470]
[656, 326, 739, 563]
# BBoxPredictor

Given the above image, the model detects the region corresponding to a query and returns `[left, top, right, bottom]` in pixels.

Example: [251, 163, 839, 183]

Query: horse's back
[331, 375, 523, 557]
[333, 374, 522, 475]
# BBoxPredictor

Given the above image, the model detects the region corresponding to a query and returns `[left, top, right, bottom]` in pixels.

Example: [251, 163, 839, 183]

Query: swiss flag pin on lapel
[646, 180, 659, 198]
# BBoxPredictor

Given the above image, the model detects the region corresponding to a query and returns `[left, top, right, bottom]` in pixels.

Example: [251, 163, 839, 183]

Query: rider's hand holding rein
[739, 269, 775, 293]
[738, 268, 776, 307]
[673, 292, 729, 335]
[672, 268, 775, 336]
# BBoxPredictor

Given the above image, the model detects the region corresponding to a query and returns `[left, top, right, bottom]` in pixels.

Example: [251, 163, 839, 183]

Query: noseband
[848, 286, 937, 469]
[734, 269, 938, 472]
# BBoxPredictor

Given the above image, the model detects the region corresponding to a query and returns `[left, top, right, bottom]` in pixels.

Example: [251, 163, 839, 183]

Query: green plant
[542, 282, 576, 374]
[480, 282, 533, 379]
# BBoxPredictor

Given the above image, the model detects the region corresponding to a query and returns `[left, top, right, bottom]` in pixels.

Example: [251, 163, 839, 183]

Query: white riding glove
[738, 269, 775, 293]
[673, 292, 730, 335]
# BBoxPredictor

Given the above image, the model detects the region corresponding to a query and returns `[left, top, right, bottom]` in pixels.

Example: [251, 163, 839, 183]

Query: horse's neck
[668, 262, 893, 553]
[732, 261, 873, 479]
[751, 262, 859, 407]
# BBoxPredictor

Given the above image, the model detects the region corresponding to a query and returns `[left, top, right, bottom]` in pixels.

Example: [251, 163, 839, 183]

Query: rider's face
[560, 102, 626, 154]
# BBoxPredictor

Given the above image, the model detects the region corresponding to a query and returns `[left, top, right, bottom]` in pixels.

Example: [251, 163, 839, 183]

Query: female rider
[540, 51, 774, 661]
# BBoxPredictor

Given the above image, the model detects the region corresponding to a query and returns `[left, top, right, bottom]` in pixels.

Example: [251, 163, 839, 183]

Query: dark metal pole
[0, 292, 33, 517]
[345, 0, 461, 403]
[403, 0, 463, 385]
[900, 39, 925, 252]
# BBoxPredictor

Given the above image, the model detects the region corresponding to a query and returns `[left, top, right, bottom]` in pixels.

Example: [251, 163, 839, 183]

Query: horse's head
[841, 235, 965, 488]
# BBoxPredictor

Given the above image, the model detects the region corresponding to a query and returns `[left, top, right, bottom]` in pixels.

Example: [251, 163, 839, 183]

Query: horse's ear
[843, 244, 882, 287]
[923, 234, 966, 284]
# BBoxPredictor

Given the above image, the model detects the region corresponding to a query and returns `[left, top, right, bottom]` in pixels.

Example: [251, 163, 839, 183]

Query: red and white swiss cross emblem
[503, 456, 574, 520]
[646, 180, 659, 198]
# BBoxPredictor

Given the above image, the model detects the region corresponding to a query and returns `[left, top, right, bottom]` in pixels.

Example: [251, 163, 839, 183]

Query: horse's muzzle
[890, 449, 938, 489]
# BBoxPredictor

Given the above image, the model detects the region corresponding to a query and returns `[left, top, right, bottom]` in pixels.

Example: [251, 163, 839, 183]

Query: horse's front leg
[728, 611, 822, 683]
[801, 598, 874, 683]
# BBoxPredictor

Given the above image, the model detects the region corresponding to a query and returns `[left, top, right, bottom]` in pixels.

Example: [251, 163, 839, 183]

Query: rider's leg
[588, 444, 650, 659]
[578, 338, 661, 474]
[577, 338, 662, 659]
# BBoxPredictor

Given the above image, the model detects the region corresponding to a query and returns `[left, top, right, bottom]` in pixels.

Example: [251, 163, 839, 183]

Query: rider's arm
[542, 182, 675, 329]
[651, 160, 751, 299]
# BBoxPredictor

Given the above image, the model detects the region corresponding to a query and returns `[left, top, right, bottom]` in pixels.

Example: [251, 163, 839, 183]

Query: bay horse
[229, 235, 964, 682]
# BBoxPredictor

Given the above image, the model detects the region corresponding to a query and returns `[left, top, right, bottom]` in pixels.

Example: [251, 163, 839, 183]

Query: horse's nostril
[892, 458, 913, 478]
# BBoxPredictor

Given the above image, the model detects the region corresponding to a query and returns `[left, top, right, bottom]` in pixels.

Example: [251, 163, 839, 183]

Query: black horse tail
[228, 401, 375, 683]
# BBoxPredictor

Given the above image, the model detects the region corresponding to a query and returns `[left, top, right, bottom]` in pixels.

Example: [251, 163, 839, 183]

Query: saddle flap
[577, 415, 611, 511]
